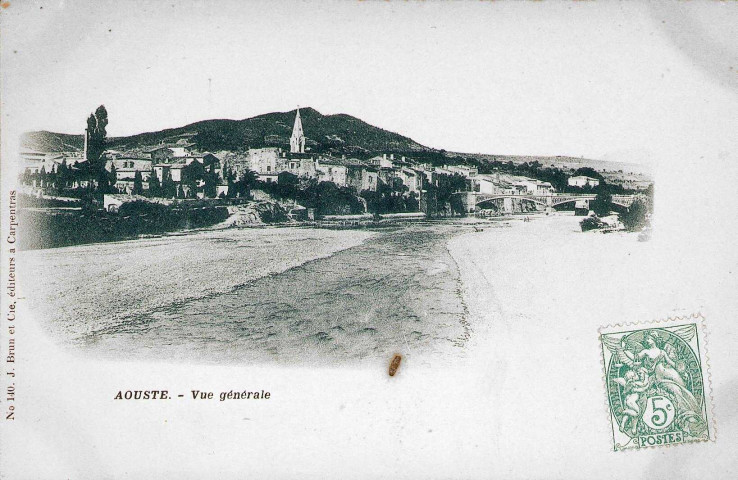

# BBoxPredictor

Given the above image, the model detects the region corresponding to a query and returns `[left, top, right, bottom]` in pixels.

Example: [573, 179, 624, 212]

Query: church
[290, 108, 306, 154]
[243, 108, 314, 182]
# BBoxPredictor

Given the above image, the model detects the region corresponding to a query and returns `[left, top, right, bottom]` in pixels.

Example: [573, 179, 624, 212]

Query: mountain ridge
[21, 107, 429, 156]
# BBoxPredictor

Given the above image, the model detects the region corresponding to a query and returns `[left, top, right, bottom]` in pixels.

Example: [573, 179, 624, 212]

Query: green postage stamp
[599, 315, 714, 451]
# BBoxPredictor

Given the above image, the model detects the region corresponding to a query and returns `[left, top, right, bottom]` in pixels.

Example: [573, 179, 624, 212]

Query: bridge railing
[461, 191, 636, 208]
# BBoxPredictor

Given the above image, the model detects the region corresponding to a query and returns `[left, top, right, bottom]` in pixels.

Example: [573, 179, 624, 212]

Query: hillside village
[19, 107, 643, 221]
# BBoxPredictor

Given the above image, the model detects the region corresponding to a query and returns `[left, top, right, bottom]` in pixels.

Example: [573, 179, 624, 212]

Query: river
[24, 221, 491, 366]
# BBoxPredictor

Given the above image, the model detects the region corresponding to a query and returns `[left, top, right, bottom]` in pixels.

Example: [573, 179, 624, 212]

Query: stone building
[346, 164, 379, 192]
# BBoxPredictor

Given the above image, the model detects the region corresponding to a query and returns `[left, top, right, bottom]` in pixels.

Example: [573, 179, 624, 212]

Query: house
[474, 175, 502, 195]
[169, 164, 187, 183]
[144, 143, 195, 162]
[104, 157, 153, 193]
[216, 184, 229, 197]
[397, 168, 421, 193]
[367, 154, 395, 169]
[316, 157, 349, 186]
[568, 175, 600, 188]
[21, 149, 51, 173]
[280, 153, 317, 179]
[514, 179, 554, 195]
[444, 165, 478, 178]
[218, 152, 251, 178]
[257, 172, 280, 184]
[106, 157, 152, 177]
[433, 166, 454, 176]
[574, 199, 590, 216]
[21, 149, 81, 173]
[346, 164, 379, 192]
[152, 164, 172, 182]
[248, 147, 282, 174]
[177, 153, 221, 173]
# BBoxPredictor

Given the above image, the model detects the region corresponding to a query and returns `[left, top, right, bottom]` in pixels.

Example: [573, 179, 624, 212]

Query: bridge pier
[458, 192, 477, 213]
[503, 197, 513, 214]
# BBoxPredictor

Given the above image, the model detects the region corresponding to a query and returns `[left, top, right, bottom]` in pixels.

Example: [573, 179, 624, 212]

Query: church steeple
[290, 108, 305, 153]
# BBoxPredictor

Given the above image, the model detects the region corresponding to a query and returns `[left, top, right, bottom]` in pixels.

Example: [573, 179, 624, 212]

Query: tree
[232, 170, 258, 198]
[39, 166, 47, 188]
[161, 169, 176, 198]
[296, 181, 363, 216]
[620, 196, 650, 232]
[132, 171, 144, 195]
[591, 189, 613, 216]
[48, 165, 58, 190]
[225, 168, 236, 198]
[86, 105, 108, 175]
[203, 170, 218, 198]
[148, 169, 161, 197]
[406, 191, 419, 212]
[58, 159, 71, 189]
[181, 161, 204, 197]
[108, 164, 118, 191]
[95, 166, 111, 193]
[572, 167, 605, 181]
[242, 169, 258, 187]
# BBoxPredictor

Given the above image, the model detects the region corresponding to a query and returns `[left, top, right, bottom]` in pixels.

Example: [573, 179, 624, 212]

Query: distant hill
[22, 107, 428, 156]
[21, 131, 84, 152]
[459, 153, 652, 179]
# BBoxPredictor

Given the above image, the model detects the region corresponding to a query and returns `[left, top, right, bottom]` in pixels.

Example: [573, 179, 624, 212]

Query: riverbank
[22, 227, 375, 343]
[442, 213, 689, 474]
[448, 213, 654, 346]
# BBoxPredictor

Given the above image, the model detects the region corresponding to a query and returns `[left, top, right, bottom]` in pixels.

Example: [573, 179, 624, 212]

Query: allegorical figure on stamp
[615, 365, 651, 436]
[603, 325, 709, 449]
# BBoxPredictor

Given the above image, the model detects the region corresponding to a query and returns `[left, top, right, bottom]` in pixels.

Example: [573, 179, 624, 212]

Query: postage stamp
[599, 314, 714, 451]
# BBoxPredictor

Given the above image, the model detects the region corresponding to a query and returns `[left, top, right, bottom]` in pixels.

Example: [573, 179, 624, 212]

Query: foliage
[203, 169, 219, 198]
[419, 172, 467, 215]
[620, 195, 650, 232]
[132, 171, 144, 195]
[580, 215, 608, 232]
[256, 172, 299, 199]
[118, 200, 169, 216]
[293, 181, 364, 216]
[22, 203, 230, 249]
[591, 189, 613, 216]
[108, 165, 118, 190]
[229, 170, 258, 198]
[178, 162, 200, 198]
[359, 178, 419, 214]
[572, 167, 605, 181]
[148, 169, 161, 197]
[160, 169, 177, 198]
[85, 105, 108, 173]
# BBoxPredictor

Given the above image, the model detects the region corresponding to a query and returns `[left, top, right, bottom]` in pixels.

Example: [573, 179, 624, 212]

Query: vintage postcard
[1, 1, 736, 478]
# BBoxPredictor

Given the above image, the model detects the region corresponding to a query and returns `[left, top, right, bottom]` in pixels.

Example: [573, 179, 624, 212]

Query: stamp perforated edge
[597, 312, 716, 452]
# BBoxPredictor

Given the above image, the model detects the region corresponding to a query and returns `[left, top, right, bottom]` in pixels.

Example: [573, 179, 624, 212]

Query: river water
[69, 222, 481, 365]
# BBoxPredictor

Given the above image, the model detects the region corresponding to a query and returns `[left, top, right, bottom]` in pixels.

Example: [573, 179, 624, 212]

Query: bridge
[455, 192, 636, 211]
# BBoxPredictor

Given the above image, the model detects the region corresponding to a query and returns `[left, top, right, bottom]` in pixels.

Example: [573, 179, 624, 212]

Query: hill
[459, 153, 652, 177]
[22, 107, 428, 156]
[21, 130, 84, 152]
[20, 107, 651, 183]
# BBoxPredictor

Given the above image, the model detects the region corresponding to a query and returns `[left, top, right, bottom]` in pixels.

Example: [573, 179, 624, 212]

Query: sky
[1, 0, 736, 162]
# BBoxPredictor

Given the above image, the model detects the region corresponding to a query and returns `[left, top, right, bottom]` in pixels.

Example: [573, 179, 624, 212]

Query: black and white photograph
[1, 1, 736, 478]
